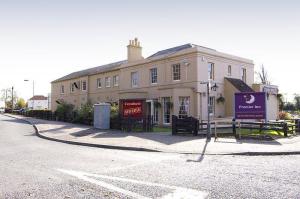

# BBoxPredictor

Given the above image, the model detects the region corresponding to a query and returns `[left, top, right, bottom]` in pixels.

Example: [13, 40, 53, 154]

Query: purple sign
[235, 92, 266, 119]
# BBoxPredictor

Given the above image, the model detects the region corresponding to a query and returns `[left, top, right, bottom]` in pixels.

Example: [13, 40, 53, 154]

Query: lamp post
[24, 80, 34, 110]
[11, 86, 14, 112]
[200, 80, 218, 141]
[4, 89, 8, 110]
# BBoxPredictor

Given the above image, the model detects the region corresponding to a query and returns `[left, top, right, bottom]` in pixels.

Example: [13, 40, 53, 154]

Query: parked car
[19, 108, 26, 114]
[5, 108, 12, 113]
[0, 107, 4, 113]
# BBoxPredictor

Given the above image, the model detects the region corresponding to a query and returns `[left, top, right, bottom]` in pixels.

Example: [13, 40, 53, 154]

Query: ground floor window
[209, 96, 215, 116]
[178, 97, 190, 118]
[153, 99, 159, 124]
[146, 99, 159, 124]
[162, 97, 171, 124]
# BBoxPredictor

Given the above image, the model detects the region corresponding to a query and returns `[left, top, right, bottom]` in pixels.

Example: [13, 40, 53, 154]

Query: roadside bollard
[232, 118, 237, 139]
[283, 122, 288, 137]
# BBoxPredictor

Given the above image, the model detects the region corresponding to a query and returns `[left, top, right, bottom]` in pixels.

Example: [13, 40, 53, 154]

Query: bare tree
[256, 64, 270, 85]
[0, 88, 18, 109]
[0, 89, 9, 106]
[294, 94, 300, 111]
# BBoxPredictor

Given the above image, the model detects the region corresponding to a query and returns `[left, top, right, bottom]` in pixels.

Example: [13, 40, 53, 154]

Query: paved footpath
[4, 114, 300, 155]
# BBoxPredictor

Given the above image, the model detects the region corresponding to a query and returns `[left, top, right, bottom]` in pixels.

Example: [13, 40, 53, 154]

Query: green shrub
[110, 103, 119, 118]
[278, 111, 292, 120]
[55, 101, 74, 122]
[109, 103, 121, 129]
[73, 102, 93, 125]
[26, 110, 52, 119]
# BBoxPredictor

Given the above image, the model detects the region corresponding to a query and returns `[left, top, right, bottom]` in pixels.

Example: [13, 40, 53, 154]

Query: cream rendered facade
[51, 38, 254, 125]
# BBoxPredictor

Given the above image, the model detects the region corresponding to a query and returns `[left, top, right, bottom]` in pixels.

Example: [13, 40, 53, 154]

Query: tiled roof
[52, 43, 217, 83]
[147, 43, 216, 59]
[225, 78, 254, 92]
[29, 95, 48, 100]
[147, 43, 194, 58]
[52, 60, 127, 83]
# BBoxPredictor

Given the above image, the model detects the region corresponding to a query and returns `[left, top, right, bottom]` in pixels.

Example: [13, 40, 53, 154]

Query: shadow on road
[186, 139, 209, 163]
[1, 119, 28, 125]
[92, 131, 205, 145]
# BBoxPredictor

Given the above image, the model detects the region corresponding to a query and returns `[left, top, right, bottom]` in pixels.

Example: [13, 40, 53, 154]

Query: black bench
[172, 115, 199, 136]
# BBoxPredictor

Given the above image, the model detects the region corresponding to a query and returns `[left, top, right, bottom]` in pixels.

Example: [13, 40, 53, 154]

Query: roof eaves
[51, 60, 127, 83]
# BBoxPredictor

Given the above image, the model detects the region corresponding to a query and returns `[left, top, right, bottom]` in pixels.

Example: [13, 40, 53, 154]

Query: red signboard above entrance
[122, 100, 143, 117]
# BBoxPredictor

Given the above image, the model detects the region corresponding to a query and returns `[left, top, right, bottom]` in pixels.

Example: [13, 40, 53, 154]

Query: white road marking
[58, 169, 208, 199]
[100, 155, 178, 174]
[160, 188, 206, 199]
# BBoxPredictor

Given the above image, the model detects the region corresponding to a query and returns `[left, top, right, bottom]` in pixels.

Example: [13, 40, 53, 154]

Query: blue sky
[0, 0, 299, 103]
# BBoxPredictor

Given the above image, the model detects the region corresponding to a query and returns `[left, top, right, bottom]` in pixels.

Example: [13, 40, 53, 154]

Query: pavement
[4, 113, 300, 155]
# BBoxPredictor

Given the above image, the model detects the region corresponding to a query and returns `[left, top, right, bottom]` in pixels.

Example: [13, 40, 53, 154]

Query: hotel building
[51, 38, 265, 125]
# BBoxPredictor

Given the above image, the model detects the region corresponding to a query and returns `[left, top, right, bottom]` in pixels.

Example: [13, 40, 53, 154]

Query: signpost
[122, 100, 143, 118]
[235, 92, 266, 120]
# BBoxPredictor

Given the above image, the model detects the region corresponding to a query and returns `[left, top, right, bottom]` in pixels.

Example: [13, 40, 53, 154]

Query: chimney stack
[127, 38, 143, 63]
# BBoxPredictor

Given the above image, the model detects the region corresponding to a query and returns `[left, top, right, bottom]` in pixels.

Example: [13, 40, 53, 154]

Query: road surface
[0, 114, 300, 198]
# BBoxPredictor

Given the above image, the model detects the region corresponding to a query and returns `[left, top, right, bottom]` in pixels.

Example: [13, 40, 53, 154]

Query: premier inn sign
[234, 92, 266, 119]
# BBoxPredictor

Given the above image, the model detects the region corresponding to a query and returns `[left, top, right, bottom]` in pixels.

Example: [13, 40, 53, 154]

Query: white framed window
[105, 77, 111, 88]
[178, 97, 190, 119]
[208, 62, 214, 80]
[60, 85, 64, 94]
[81, 80, 87, 91]
[113, 75, 119, 87]
[162, 97, 171, 124]
[228, 65, 232, 76]
[97, 78, 102, 88]
[172, 63, 181, 81]
[75, 81, 80, 90]
[70, 83, 75, 93]
[150, 68, 157, 84]
[153, 99, 159, 124]
[241, 68, 247, 82]
[131, 72, 138, 87]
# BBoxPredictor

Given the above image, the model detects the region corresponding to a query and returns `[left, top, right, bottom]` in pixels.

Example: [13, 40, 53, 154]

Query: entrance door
[146, 101, 152, 116]
[146, 99, 159, 124]
[209, 96, 215, 118]
[162, 97, 171, 124]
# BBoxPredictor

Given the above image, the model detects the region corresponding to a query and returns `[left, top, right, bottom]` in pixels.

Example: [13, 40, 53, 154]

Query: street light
[200, 80, 218, 141]
[24, 80, 35, 110]
[11, 86, 14, 111]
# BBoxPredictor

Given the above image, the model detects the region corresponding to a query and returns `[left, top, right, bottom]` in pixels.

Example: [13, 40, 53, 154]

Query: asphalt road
[0, 114, 300, 199]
